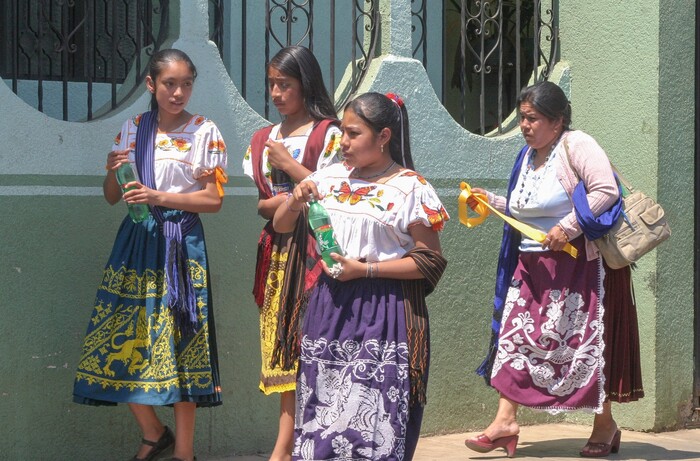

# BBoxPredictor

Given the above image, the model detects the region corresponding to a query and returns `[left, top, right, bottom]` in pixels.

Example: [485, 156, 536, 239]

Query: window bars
[444, 0, 559, 136]
[0, 0, 169, 121]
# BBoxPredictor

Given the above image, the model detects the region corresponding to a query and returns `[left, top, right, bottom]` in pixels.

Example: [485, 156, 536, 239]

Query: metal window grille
[208, 0, 379, 120]
[412, 0, 559, 136]
[0, 0, 169, 121]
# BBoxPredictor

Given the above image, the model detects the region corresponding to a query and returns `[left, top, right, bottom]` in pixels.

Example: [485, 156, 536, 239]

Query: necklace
[355, 161, 396, 180]
[515, 148, 555, 208]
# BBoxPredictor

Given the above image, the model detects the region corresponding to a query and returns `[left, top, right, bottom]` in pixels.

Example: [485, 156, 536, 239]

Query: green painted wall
[555, 0, 696, 430]
[0, 0, 695, 458]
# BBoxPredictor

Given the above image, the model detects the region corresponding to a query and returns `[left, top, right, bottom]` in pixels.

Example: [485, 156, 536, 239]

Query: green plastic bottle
[308, 199, 343, 268]
[115, 162, 150, 223]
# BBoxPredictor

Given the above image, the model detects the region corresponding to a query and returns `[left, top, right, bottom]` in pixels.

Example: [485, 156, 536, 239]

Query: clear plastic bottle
[115, 162, 150, 223]
[308, 199, 343, 268]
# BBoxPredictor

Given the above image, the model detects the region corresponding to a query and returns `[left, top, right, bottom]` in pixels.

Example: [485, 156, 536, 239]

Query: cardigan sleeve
[486, 191, 508, 213]
[557, 131, 619, 239]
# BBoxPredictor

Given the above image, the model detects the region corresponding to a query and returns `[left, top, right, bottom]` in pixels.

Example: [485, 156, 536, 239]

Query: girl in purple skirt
[274, 92, 449, 460]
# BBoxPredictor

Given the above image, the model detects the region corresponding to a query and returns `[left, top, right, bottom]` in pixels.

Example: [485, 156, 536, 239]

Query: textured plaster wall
[655, 0, 696, 429]
[0, 1, 273, 459]
[0, 0, 695, 458]
[557, 1, 695, 430]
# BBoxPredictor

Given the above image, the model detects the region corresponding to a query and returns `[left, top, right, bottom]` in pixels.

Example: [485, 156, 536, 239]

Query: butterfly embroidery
[422, 203, 449, 231]
[331, 181, 377, 205]
[401, 170, 427, 185]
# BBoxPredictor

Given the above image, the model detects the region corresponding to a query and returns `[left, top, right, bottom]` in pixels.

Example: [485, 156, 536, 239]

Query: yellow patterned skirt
[259, 237, 297, 395]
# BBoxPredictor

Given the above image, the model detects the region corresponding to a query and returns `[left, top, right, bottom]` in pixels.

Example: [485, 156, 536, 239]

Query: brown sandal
[130, 426, 175, 461]
[580, 429, 621, 457]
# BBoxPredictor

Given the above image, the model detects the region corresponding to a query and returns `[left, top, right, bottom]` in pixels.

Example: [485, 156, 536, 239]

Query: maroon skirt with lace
[601, 262, 644, 403]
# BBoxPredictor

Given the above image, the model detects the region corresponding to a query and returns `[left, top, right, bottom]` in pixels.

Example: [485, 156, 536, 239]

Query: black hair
[148, 49, 198, 111]
[344, 92, 414, 169]
[517, 81, 572, 131]
[267, 46, 337, 121]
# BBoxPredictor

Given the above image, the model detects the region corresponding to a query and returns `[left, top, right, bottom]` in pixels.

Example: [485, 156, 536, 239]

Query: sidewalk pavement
[203, 423, 700, 461]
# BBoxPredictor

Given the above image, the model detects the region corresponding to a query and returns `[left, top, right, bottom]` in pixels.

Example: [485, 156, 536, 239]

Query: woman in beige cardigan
[466, 81, 643, 458]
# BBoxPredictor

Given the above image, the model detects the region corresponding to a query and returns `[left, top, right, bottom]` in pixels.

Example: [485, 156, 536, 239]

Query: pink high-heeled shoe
[580, 429, 622, 458]
[465, 433, 519, 458]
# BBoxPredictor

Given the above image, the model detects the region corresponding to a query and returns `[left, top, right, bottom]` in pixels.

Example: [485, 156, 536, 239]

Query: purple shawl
[135, 110, 200, 335]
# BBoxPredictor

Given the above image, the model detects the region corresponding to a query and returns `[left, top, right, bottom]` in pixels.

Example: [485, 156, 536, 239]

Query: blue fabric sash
[135, 110, 200, 335]
[572, 175, 623, 240]
[476, 145, 528, 385]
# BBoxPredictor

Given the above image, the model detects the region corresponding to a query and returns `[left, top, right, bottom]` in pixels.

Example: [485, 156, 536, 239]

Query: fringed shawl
[250, 119, 339, 307]
[134, 109, 201, 335]
[401, 247, 448, 406]
[475, 145, 527, 385]
[271, 206, 323, 370]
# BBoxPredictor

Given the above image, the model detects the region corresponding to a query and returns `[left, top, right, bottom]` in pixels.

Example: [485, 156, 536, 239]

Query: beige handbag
[593, 171, 671, 269]
[565, 141, 671, 269]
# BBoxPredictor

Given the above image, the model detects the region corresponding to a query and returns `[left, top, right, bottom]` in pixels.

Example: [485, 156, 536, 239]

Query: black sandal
[131, 426, 175, 461]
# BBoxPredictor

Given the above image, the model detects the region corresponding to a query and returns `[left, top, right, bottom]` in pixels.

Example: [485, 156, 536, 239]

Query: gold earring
[381, 144, 384, 153]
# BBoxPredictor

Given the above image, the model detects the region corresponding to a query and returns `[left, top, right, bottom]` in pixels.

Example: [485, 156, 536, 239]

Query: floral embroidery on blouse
[112, 131, 134, 150]
[157, 137, 192, 152]
[133, 113, 142, 126]
[421, 203, 449, 231]
[323, 133, 341, 158]
[244, 146, 251, 162]
[208, 139, 227, 154]
[194, 116, 206, 126]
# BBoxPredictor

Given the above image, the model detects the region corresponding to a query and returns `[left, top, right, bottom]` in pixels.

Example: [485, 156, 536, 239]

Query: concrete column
[177, 0, 210, 42]
[379, 0, 413, 57]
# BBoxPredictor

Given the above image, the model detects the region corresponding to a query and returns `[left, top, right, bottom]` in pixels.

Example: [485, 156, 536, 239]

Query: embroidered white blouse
[114, 113, 228, 194]
[306, 163, 450, 262]
[242, 123, 342, 188]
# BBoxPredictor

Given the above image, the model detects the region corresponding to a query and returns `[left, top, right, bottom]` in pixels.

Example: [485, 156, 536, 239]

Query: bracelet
[366, 262, 377, 279]
[285, 194, 302, 212]
[365, 262, 378, 279]
[556, 223, 569, 242]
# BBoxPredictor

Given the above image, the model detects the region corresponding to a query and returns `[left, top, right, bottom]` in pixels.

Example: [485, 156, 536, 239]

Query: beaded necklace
[515, 146, 557, 208]
[355, 161, 396, 180]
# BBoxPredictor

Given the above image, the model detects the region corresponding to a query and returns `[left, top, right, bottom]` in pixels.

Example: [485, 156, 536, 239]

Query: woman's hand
[121, 182, 161, 206]
[467, 186, 489, 210]
[106, 149, 131, 171]
[274, 180, 318, 233]
[322, 252, 366, 282]
[292, 180, 321, 203]
[103, 149, 131, 204]
[543, 224, 569, 251]
[264, 139, 294, 171]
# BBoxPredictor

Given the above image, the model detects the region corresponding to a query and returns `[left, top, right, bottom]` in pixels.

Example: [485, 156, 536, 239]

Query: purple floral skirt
[293, 275, 424, 460]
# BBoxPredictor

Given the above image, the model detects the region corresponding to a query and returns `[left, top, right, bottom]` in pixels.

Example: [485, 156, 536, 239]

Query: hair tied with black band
[385, 92, 405, 108]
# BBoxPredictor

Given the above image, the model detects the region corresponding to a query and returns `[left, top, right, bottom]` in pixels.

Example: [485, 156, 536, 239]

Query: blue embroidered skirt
[73, 212, 222, 407]
[293, 275, 425, 461]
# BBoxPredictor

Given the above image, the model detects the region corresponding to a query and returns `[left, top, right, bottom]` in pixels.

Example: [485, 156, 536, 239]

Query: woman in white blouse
[274, 92, 449, 461]
[73, 49, 227, 461]
[465, 81, 643, 458]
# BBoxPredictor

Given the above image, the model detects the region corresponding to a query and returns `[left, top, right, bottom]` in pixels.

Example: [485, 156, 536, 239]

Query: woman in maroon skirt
[465, 81, 643, 458]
